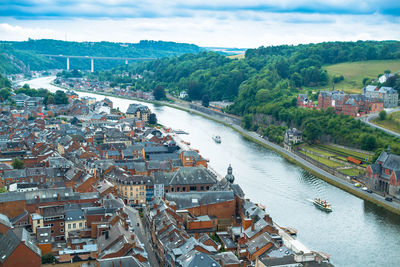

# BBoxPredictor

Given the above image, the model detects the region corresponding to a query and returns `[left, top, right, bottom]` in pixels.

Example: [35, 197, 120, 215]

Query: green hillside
[0, 39, 201, 74]
[314, 60, 400, 94]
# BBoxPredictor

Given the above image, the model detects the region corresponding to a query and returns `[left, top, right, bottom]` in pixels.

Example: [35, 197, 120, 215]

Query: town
[0, 84, 332, 267]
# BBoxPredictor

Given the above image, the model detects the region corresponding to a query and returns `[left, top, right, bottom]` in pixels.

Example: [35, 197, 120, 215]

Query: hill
[318, 60, 400, 94]
[0, 39, 201, 74]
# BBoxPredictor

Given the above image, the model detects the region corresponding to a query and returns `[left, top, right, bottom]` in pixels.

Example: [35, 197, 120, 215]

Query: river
[23, 77, 400, 266]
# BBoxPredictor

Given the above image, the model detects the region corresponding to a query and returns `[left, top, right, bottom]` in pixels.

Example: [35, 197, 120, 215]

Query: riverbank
[50, 82, 400, 215]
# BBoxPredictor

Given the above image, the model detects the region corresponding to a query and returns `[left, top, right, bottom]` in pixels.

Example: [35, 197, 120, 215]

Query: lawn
[303, 59, 400, 94]
[300, 151, 345, 168]
[340, 168, 365, 177]
[302, 145, 335, 157]
[227, 54, 245, 59]
[316, 144, 373, 162]
[372, 111, 400, 134]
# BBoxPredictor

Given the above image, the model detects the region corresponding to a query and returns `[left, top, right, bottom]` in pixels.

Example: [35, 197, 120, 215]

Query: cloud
[1, 0, 400, 19]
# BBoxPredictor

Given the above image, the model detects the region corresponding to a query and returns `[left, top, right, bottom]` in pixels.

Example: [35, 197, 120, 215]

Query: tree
[202, 94, 210, 107]
[12, 158, 24, 169]
[361, 135, 376, 151]
[153, 85, 166, 100]
[0, 187, 7, 193]
[148, 113, 157, 125]
[54, 90, 68, 105]
[0, 88, 11, 101]
[379, 110, 387, 120]
[242, 114, 253, 130]
[41, 253, 55, 264]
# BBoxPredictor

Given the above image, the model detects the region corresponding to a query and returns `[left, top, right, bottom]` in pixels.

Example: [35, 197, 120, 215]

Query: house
[366, 147, 400, 197]
[283, 128, 302, 151]
[126, 104, 151, 122]
[0, 227, 42, 267]
[8, 182, 38, 192]
[64, 209, 86, 238]
[378, 73, 394, 84]
[363, 85, 398, 108]
[297, 94, 314, 108]
[179, 91, 188, 99]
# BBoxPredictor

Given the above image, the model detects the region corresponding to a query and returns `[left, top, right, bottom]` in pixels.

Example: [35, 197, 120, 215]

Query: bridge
[41, 54, 157, 72]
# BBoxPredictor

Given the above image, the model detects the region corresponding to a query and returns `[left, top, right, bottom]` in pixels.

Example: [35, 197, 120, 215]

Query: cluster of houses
[0, 86, 331, 266]
[297, 84, 398, 117]
[55, 77, 154, 101]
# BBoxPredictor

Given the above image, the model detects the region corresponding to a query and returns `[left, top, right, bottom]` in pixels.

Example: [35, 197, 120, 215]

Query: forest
[0, 39, 201, 73]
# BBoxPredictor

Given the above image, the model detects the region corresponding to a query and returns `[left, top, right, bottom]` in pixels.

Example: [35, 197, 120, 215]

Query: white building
[8, 183, 38, 192]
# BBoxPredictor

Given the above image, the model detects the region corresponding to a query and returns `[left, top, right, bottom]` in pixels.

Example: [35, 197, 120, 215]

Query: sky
[0, 1, 399, 48]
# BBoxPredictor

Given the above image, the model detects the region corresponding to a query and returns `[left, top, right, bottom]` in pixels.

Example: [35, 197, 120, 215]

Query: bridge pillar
[125, 59, 128, 65]
[91, 58, 94, 72]
[67, 57, 70, 70]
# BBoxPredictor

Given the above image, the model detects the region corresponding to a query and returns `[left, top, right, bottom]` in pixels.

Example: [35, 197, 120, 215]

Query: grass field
[227, 54, 245, 59]
[372, 111, 400, 134]
[300, 151, 345, 167]
[340, 168, 365, 177]
[302, 145, 335, 157]
[303, 59, 400, 94]
[316, 144, 373, 162]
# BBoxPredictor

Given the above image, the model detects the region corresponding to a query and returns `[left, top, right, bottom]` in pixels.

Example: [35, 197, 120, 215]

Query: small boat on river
[313, 198, 332, 212]
[212, 135, 221, 143]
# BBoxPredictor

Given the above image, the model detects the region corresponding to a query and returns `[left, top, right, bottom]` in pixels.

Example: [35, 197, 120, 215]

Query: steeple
[225, 164, 234, 183]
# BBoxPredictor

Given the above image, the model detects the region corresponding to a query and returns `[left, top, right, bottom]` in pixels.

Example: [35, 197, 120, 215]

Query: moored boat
[313, 198, 332, 212]
[212, 135, 221, 143]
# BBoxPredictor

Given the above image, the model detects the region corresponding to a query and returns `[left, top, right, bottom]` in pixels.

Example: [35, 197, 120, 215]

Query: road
[360, 108, 400, 138]
[124, 206, 160, 267]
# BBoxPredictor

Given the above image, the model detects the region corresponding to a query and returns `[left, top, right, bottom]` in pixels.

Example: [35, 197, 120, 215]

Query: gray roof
[65, 209, 85, 222]
[97, 256, 146, 267]
[246, 232, 276, 255]
[165, 191, 234, 209]
[0, 213, 12, 228]
[259, 255, 296, 266]
[169, 167, 217, 186]
[126, 103, 149, 114]
[212, 252, 240, 265]
[0, 229, 20, 263]
[382, 153, 400, 171]
[177, 250, 220, 267]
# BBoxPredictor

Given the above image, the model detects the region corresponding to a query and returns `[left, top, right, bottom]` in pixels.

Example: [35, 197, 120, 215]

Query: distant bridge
[41, 54, 157, 72]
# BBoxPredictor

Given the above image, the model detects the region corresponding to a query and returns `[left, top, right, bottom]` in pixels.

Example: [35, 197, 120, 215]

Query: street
[123, 205, 160, 267]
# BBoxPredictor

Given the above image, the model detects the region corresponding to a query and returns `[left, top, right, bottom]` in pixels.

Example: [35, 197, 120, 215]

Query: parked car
[385, 197, 393, 202]
[362, 187, 368, 191]
[366, 189, 373, 193]
[354, 183, 361, 188]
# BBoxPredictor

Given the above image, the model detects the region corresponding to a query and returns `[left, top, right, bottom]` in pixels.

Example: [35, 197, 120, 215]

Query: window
[206, 186, 210, 190]
[60, 228, 64, 232]
[68, 224, 71, 229]
[73, 223, 76, 228]
[171, 188, 174, 192]
[51, 230, 54, 234]
[177, 187, 180, 192]
[60, 222, 64, 226]
[79, 222, 82, 228]
[190, 186, 196, 191]
[182, 187, 186, 191]
[200, 186, 204, 191]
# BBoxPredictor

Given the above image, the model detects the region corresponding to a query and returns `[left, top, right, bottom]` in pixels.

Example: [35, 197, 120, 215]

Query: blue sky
[0, 0, 399, 47]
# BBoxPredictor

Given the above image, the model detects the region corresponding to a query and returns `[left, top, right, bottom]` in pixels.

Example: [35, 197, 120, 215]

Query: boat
[313, 198, 332, 212]
[212, 135, 221, 143]
[174, 129, 189, 134]
[282, 227, 298, 236]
